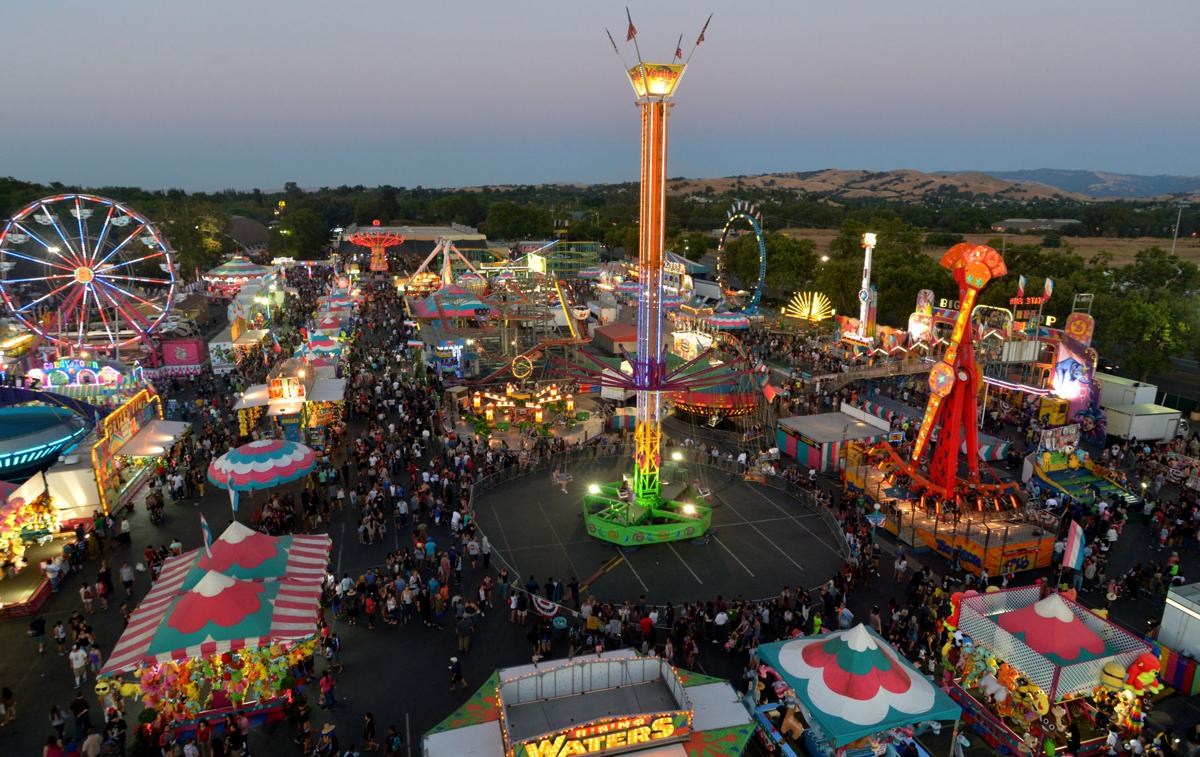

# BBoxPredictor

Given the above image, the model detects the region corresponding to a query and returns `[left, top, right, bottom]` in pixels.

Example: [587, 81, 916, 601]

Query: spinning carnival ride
[559, 35, 740, 546]
[715, 200, 767, 315]
[0, 194, 177, 352]
[347, 220, 404, 273]
[878, 243, 1018, 500]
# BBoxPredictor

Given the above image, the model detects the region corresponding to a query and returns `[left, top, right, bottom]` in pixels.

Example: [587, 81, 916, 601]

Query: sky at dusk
[2, 0, 1197, 190]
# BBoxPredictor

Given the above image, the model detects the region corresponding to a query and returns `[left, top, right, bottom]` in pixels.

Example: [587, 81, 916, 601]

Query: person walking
[362, 712, 379, 752]
[449, 656, 467, 691]
[29, 615, 46, 654]
[69, 644, 89, 689]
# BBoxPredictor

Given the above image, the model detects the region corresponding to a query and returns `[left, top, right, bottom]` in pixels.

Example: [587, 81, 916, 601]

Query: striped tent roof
[206, 257, 270, 279]
[410, 285, 493, 319]
[101, 522, 329, 676]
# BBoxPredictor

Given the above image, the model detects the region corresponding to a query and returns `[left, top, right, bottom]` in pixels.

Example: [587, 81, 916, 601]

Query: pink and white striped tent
[100, 522, 330, 676]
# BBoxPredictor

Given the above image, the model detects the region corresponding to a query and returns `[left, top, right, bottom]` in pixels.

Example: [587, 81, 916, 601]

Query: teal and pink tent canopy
[576, 267, 603, 279]
[756, 625, 960, 747]
[315, 314, 345, 332]
[207, 439, 316, 492]
[707, 312, 751, 330]
[662, 294, 685, 308]
[615, 280, 640, 294]
[100, 522, 330, 675]
[411, 285, 493, 319]
[205, 257, 270, 280]
[304, 336, 343, 355]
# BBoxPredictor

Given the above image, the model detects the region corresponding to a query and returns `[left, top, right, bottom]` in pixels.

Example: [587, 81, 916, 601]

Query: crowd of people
[17, 266, 1200, 757]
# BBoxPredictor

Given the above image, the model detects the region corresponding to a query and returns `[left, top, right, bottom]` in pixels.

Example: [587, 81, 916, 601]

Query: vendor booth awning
[233, 384, 270, 411]
[756, 625, 961, 748]
[234, 329, 269, 346]
[101, 522, 329, 675]
[308, 379, 345, 403]
[115, 419, 191, 458]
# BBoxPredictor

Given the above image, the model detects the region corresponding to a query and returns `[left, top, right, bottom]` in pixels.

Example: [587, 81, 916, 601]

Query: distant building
[229, 216, 269, 248]
[990, 218, 1082, 233]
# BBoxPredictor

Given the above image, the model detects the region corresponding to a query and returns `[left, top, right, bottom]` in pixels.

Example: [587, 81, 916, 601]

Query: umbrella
[615, 280, 640, 294]
[662, 294, 685, 308]
[706, 312, 751, 330]
[208, 439, 317, 513]
[576, 267, 603, 279]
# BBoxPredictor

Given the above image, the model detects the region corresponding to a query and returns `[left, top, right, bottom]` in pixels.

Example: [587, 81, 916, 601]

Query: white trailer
[1095, 372, 1158, 409]
[1105, 403, 1181, 441]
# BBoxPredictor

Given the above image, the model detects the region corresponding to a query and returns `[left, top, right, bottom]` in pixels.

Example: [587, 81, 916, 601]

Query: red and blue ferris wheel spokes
[0, 193, 176, 350]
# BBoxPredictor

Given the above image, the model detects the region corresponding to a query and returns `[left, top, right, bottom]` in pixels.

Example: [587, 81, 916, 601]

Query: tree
[924, 231, 964, 247]
[483, 202, 552, 240]
[1098, 294, 1196, 380]
[270, 208, 329, 259]
[723, 232, 816, 294]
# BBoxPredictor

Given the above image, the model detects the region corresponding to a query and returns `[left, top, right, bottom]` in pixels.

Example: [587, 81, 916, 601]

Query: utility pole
[1170, 202, 1185, 256]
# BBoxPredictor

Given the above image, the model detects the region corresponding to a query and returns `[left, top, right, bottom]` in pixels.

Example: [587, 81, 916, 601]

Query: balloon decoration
[123, 639, 317, 724]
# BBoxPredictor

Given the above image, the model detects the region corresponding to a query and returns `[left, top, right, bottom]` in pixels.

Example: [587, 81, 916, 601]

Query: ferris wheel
[715, 200, 767, 315]
[0, 193, 177, 351]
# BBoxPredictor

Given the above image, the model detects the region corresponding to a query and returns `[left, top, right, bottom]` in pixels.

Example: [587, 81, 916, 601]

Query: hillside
[664, 169, 1083, 202]
[987, 169, 1200, 199]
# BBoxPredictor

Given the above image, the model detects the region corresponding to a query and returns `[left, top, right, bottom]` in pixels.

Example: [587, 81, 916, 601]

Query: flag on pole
[696, 13, 712, 46]
[625, 7, 637, 40]
[1062, 519, 1085, 570]
[1043, 277, 1054, 301]
[200, 513, 214, 558]
[674, 33, 683, 60]
[606, 28, 620, 55]
[1017, 275, 1027, 299]
[271, 332, 283, 354]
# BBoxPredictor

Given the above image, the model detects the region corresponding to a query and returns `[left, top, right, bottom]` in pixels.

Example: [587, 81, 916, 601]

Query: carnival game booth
[0, 487, 65, 618]
[203, 256, 271, 299]
[157, 337, 209, 377]
[209, 317, 269, 375]
[948, 588, 1161, 757]
[752, 625, 961, 757]
[89, 389, 191, 516]
[99, 522, 330, 735]
[776, 409, 887, 474]
[423, 649, 755, 757]
[304, 378, 345, 451]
